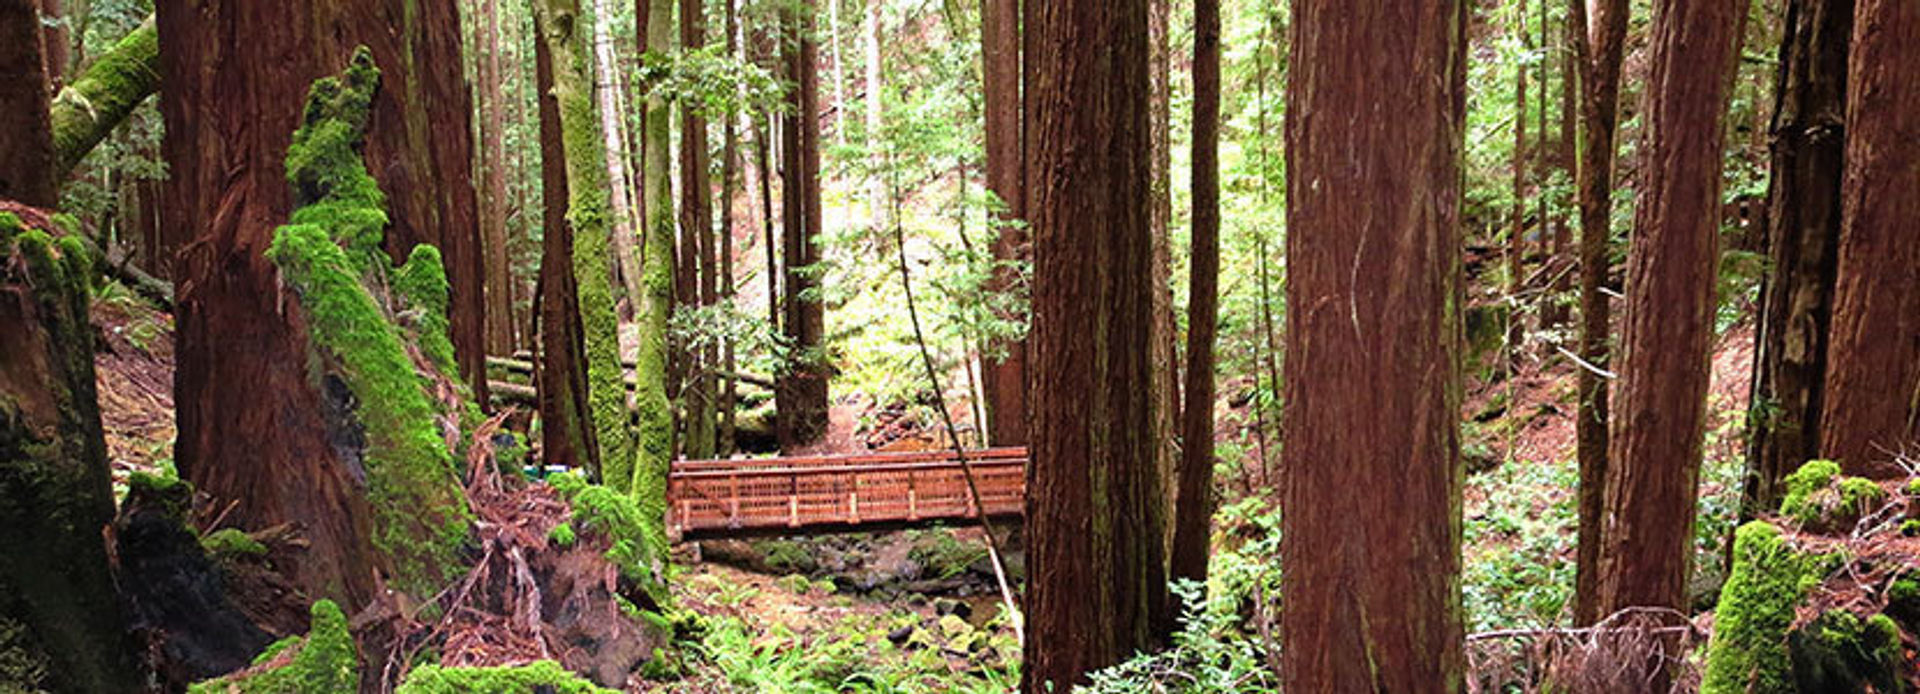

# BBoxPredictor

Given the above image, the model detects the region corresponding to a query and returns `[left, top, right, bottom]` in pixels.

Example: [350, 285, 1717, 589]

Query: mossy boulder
[396, 660, 615, 693]
[1779, 460, 1884, 532]
[1786, 610, 1906, 693]
[1702, 521, 1835, 694]
[187, 600, 358, 693]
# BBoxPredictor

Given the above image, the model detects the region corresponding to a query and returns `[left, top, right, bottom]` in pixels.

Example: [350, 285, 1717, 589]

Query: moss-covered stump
[0, 210, 140, 692]
[268, 47, 473, 599]
[187, 600, 358, 694]
[397, 661, 617, 693]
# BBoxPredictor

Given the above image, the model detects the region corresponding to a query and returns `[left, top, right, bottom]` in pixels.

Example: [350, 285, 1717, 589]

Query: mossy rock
[1786, 610, 1907, 693]
[1701, 521, 1838, 694]
[187, 600, 358, 693]
[752, 539, 819, 575]
[396, 660, 615, 693]
[1779, 460, 1882, 532]
[1887, 576, 1920, 635]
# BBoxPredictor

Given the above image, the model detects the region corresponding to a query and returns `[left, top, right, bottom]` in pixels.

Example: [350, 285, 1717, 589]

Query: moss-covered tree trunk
[0, 0, 59, 208]
[1281, 1, 1467, 689]
[0, 211, 138, 694]
[776, 0, 829, 451]
[1743, 0, 1851, 522]
[1596, 0, 1743, 682]
[1819, 0, 1919, 477]
[533, 17, 599, 477]
[48, 15, 157, 180]
[1019, 0, 1170, 688]
[159, 0, 482, 607]
[631, 0, 675, 555]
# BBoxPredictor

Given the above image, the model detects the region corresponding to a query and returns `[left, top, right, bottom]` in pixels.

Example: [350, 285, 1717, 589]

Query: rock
[932, 598, 971, 620]
[886, 625, 915, 645]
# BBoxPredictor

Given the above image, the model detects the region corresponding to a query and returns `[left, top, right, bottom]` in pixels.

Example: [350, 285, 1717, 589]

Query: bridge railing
[669, 447, 1027, 536]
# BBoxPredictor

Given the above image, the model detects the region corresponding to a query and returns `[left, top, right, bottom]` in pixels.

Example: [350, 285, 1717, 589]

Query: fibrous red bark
[1280, 0, 1467, 688]
[1171, 0, 1220, 589]
[0, 0, 58, 208]
[776, 1, 828, 451]
[980, 0, 1026, 447]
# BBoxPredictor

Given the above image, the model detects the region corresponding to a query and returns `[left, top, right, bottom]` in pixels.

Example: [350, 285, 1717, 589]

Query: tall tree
[1171, 0, 1220, 588]
[682, 0, 718, 459]
[1819, 0, 1918, 475]
[1020, 0, 1168, 689]
[979, 0, 1026, 446]
[1508, 0, 1530, 354]
[595, 0, 645, 312]
[534, 10, 598, 477]
[1743, 0, 1851, 515]
[480, 0, 518, 356]
[864, 0, 884, 235]
[1595, 0, 1744, 667]
[1281, 0, 1467, 689]
[159, 0, 484, 610]
[0, 0, 58, 208]
[1147, 0, 1179, 519]
[776, 0, 828, 450]
[634, 0, 675, 505]
[1566, 0, 1628, 627]
[718, 0, 741, 456]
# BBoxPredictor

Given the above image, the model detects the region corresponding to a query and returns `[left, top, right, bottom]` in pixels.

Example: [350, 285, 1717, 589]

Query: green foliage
[905, 530, 986, 581]
[397, 661, 615, 693]
[548, 522, 576, 548]
[201, 528, 268, 558]
[188, 601, 358, 694]
[1082, 581, 1278, 694]
[1701, 522, 1829, 694]
[548, 473, 666, 605]
[1786, 610, 1906, 693]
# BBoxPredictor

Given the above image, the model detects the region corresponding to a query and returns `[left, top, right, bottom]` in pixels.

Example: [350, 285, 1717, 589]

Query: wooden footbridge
[667, 447, 1027, 539]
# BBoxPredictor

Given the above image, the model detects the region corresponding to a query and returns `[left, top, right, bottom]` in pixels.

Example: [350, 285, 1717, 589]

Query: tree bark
[481, 0, 517, 357]
[718, 0, 740, 456]
[1508, 0, 1529, 354]
[1147, 0, 1179, 539]
[1281, 0, 1467, 689]
[1595, 0, 1743, 672]
[0, 0, 58, 208]
[1170, 0, 1220, 589]
[160, 0, 484, 610]
[533, 11, 598, 477]
[980, 0, 1026, 447]
[1566, 0, 1628, 628]
[635, 0, 676, 493]
[49, 16, 157, 180]
[0, 210, 139, 694]
[1020, 0, 1168, 689]
[1743, 0, 1850, 516]
[1819, 0, 1919, 476]
[776, 0, 828, 450]
[682, 0, 717, 460]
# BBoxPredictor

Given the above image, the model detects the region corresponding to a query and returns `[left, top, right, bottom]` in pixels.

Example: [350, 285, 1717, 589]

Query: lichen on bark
[266, 48, 472, 598]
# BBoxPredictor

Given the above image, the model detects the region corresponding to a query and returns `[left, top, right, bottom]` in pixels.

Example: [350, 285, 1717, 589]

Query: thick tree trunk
[682, 0, 717, 460]
[0, 0, 58, 208]
[1019, 0, 1168, 689]
[776, 1, 828, 450]
[1819, 0, 1919, 476]
[1595, 0, 1743, 670]
[1281, 0, 1467, 689]
[1567, 0, 1627, 628]
[160, 0, 484, 610]
[0, 212, 139, 694]
[980, 0, 1026, 447]
[1170, 0, 1220, 589]
[533, 14, 598, 477]
[49, 16, 157, 180]
[1743, 0, 1850, 516]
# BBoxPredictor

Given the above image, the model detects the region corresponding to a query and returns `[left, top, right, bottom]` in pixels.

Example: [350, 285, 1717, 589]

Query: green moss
[1836, 477, 1887, 516]
[266, 51, 471, 598]
[1888, 576, 1920, 633]
[393, 245, 458, 375]
[548, 522, 576, 548]
[1904, 519, 1920, 537]
[752, 539, 818, 574]
[1787, 609, 1905, 692]
[49, 17, 160, 176]
[908, 531, 989, 580]
[548, 474, 665, 606]
[1702, 521, 1830, 694]
[397, 660, 615, 693]
[1780, 459, 1842, 523]
[1906, 477, 1920, 499]
[202, 528, 268, 557]
[188, 600, 358, 693]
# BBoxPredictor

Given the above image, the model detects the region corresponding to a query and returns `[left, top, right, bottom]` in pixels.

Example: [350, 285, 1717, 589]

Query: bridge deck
[668, 447, 1026, 539]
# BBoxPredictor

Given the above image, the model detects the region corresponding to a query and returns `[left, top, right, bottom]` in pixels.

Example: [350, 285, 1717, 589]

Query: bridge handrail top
[675, 446, 1029, 469]
[670, 457, 1026, 480]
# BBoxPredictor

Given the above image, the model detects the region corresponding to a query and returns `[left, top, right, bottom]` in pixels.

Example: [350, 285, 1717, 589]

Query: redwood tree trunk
[979, 0, 1026, 447]
[1595, 0, 1743, 662]
[1567, 0, 1628, 628]
[1743, 0, 1851, 516]
[1280, 0, 1467, 688]
[1020, 0, 1168, 689]
[1171, 0, 1220, 589]
[480, 0, 517, 357]
[159, 0, 483, 610]
[683, 0, 717, 459]
[1819, 0, 1919, 475]
[776, 1, 828, 450]
[534, 15, 597, 476]
[0, 0, 58, 208]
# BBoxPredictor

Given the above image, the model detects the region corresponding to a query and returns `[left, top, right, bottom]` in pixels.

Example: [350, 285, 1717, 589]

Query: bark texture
[1280, 0, 1467, 689]
[980, 0, 1026, 447]
[0, 212, 138, 694]
[1566, 0, 1627, 627]
[1171, 0, 1220, 589]
[1743, 0, 1851, 515]
[0, 0, 58, 208]
[1820, 0, 1919, 475]
[776, 1, 828, 450]
[635, 0, 675, 496]
[534, 16, 598, 476]
[1020, 0, 1168, 689]
[159, 0, 483, 609]
[1596, 0, 1743, 643]
[479, 0, 516, 357]
[683, 0, 717, 460]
